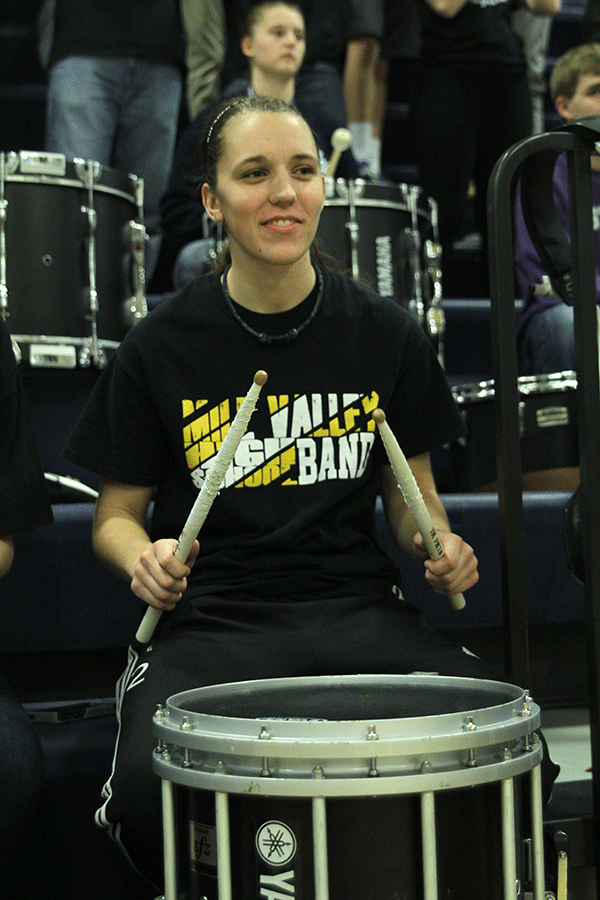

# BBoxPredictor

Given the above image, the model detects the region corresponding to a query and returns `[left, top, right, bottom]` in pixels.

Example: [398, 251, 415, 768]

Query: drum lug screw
[180, 715, 193, 731]
[503, 746, 513, 761]
[367, 724, 380, 776]
[463, 717, 478, 767]
[154, 704, 166, 720]
[157, 740, 171, 761]
[182, 747, 192, 769]
[520, 692, 533, 717]
[421, 759, 432, 774]
[258, 725, 272, 776]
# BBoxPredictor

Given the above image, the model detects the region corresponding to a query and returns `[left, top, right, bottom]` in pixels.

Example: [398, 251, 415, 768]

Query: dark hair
[199, 94, 311, 190]
[242, 0, 304, 40]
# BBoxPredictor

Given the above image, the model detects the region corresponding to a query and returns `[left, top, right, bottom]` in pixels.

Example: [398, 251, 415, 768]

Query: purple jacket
[514, 153, 600, 338]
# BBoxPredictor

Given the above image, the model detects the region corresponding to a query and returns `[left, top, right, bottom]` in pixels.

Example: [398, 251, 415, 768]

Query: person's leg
[474, 72, 532, 258]
[96, 598, 319, 889]
[344, 34, 383, 176]
[0, 674, 44, 857]
[519, 304, 575, 375]
[113, 59, 183, 279]
[45, 55, 120, 163]
[411, 68, 479, 260]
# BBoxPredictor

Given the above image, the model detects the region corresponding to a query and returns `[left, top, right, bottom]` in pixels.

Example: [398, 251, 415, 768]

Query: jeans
[519, 303, 576, 375]
[45, 55, 183, 277]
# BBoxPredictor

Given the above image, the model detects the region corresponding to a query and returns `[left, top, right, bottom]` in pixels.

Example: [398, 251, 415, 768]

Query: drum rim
[3, 153, 140, 204]
[153, 675, 541, 795]
[154, 674, 539, 755]
[453, 370, 577, 403]
[152, 743, 543, 797]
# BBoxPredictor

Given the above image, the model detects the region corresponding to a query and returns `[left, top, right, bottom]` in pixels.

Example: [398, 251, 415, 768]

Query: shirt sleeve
[64, 339, 174, 487]
[0, 323, 53, 535]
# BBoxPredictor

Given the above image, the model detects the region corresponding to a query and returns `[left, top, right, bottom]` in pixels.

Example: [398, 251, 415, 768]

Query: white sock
[348, 121, 370, 163]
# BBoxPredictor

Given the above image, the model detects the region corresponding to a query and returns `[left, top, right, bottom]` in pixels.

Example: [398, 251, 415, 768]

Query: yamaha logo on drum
[375, 235, 394, 298]
[256, 820, 297, 897]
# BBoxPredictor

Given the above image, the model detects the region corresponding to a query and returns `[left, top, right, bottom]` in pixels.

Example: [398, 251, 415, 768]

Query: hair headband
[205, 100, 246, 147]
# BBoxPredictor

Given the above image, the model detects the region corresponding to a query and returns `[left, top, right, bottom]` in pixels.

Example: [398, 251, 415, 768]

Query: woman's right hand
[131, 538, 200, 609]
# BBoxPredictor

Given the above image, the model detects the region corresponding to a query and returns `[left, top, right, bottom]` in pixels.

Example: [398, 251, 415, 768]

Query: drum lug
[78, 339, 107, 369]
[124, 221, 148, 327]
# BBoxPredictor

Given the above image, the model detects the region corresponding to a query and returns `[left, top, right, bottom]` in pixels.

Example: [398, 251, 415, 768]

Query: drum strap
[519, 115, 600, 307]
[520, 149, 574, 305]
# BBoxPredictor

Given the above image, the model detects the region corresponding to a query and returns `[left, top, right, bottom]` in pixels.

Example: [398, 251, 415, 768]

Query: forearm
[0, 535, 14, 579]
[422, 0, 470, 20]
[389, 485, 451, 560]
[92, 509, 153, 584]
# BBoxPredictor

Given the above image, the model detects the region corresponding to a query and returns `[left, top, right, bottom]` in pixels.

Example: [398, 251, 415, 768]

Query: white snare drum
[153, 673, 545, 900]
[0, 151, 147, 368]
[452, 371, 579, 491]
[317, 180, 442, 332]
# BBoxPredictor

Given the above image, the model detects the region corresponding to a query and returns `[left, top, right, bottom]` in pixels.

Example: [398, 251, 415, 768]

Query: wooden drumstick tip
[372, 408, 386, 425]
[254, 370, 268, 387]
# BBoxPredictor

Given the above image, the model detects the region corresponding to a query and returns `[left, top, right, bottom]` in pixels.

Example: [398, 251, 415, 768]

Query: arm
[521, 0, 561, 15]
[422, 0, 559, 19]
[380, 456, 479, 597]
[420, 0, 470, 19]
[0, 535, 14, 580]
[92, 479, 199, 611]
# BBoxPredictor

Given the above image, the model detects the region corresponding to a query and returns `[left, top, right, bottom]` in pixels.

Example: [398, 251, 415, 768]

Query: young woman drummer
[65, 96, 555, 890]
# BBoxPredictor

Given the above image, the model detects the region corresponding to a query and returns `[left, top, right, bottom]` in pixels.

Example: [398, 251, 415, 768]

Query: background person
[514, 43, 600, 375]
[410, 0, 561, 294]
[38, 0, 185, 283]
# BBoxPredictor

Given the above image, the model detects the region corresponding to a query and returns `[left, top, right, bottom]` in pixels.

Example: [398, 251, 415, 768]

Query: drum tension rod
[259, 725, 272, 777]
[367, 723, 379, 776]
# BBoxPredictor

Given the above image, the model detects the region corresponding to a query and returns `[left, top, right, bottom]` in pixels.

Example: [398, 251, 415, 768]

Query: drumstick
[135, 370, 268, 644]
[326, 128, 352, 179]
[372, 409, 466, 610]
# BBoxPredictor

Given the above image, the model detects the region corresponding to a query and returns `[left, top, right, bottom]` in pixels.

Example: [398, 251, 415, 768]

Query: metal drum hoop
[153, 673, 541, 798]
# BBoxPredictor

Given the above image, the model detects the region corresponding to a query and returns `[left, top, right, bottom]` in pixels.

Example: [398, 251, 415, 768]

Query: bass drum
[0, 151, 147, 368]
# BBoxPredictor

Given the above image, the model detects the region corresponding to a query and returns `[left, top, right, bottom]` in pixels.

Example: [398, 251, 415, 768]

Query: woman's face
[202, 110, 325, 270]
[241, 4, 306, 79]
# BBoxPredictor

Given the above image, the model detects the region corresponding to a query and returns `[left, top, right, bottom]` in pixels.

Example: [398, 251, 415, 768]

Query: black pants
[97, 593, 554, 889]
[411, 65, 532, 285]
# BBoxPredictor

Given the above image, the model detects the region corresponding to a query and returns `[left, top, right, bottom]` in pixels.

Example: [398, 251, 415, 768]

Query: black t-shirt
[66, 268, 464, 600]
[0, 319, 53, 536]
[418, 0, 526, 73]
[50, 0, 185, 69]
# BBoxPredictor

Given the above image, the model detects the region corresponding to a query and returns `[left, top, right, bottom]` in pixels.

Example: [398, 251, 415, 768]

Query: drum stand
[487, 115, 600, 898]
